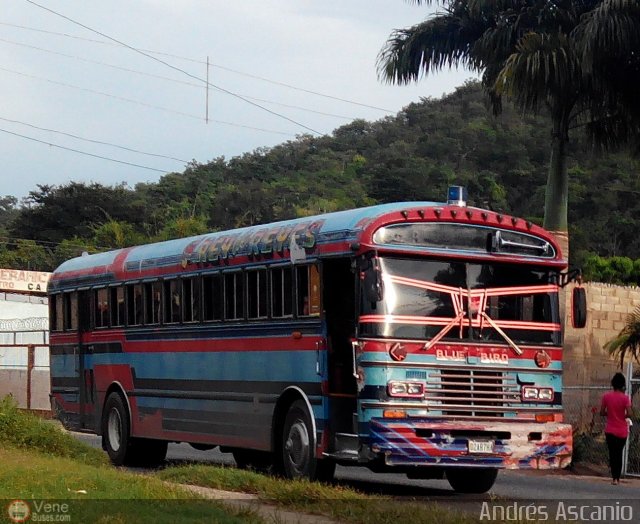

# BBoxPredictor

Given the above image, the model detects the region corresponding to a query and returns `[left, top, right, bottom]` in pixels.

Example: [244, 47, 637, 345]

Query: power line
[0, 36, 357, 121]
[0, 66, 296, 137]
[25, 0, 323, 135]
[0, 116, 189, 163]
[0, 126, 170, 173]
[0, 20, 394, 113]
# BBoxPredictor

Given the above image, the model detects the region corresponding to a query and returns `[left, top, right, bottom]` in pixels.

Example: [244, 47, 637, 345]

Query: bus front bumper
[366, 418, 572, 470]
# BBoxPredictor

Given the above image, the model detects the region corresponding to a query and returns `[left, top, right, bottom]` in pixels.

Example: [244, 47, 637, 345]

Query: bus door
[322, 258, 358, 435]
[76, 289, 96, 430]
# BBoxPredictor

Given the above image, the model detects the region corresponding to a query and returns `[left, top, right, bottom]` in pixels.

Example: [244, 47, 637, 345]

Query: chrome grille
[426, 369, 520, 417]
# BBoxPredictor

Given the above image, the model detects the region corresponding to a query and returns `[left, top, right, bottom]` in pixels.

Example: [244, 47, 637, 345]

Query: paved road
[73, 432, 639, 504]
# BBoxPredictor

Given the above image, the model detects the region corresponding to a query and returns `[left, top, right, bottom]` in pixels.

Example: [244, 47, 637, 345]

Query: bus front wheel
[101, 392, 167, 467]
[102, 392, 134, 466]
[281, 400, 335, 482]
[446, 468, 498, 493]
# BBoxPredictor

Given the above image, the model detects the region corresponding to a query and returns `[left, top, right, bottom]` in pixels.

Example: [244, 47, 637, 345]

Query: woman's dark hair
[611, 372, 626, 391]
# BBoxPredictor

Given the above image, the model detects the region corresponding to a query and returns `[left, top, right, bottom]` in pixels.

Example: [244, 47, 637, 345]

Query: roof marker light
[447, 186, 467, 206]
[466, 210, 473, 219]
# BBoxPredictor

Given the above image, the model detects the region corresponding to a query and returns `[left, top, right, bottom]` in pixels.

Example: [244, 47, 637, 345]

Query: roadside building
[0, 269, 50, 411]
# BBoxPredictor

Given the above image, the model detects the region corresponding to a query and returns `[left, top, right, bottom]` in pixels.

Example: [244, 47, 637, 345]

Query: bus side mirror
[363, 260, 384, 304]
[572, 287, 587, 328]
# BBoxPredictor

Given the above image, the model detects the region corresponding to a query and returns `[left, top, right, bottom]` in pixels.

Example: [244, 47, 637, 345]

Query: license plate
[468, 440, 494, 454]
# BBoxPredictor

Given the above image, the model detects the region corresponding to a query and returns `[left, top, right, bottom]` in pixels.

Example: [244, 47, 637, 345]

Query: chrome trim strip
[361, 401, 559, 412]
[360, 360, 562, 374]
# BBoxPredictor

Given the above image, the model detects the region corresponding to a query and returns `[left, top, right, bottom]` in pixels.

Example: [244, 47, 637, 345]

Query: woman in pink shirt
[600, 373, 634, 484]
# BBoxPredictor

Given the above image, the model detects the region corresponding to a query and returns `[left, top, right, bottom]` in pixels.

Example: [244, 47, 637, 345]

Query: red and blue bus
[49, 188, 580, 492]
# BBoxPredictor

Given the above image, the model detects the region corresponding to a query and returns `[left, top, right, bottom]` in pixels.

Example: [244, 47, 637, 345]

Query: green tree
[378, 0, 640, 246]
[0, 239, 52, 271]
[92, 220, 144, 249]
[157, 216, 210, 241]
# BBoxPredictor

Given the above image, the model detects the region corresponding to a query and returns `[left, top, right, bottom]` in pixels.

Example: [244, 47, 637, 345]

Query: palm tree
[605, 305, 640, 369]
[378, 0, 640, 254]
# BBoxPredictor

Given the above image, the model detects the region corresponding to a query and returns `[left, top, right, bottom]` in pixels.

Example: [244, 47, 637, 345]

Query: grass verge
[0, 397, 259, 522]
[157, 464, 478, 524]
[0, 447, 260, 523]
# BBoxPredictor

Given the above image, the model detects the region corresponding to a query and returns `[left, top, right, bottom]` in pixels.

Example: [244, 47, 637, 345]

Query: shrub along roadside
[0, 395, 107, 466]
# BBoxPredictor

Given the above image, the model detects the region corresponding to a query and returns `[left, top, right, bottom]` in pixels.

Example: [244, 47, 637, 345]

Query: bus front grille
[425, 369, 520, 417]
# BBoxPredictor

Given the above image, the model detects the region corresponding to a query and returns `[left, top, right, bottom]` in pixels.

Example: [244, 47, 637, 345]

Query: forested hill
[2, 81, 640, 272]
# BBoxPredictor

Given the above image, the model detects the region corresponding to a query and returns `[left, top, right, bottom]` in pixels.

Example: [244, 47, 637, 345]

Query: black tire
[101, 392, 168, 467]
[446, 468, 498, 494]
[233, 449, 273, 472]
[280, 400, 334, 482]
[101, 392, 134, 466]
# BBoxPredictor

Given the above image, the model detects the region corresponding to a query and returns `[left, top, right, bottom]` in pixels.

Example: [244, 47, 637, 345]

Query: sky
[0, 0, 474, 201]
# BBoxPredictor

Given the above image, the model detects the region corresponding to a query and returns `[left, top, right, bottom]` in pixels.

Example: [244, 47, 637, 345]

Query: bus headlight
[521, 386, 554, 402]
[388, 381, 424, 398]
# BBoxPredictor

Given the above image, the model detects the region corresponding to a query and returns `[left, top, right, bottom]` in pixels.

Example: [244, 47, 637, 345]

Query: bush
[0, 395, 108, 466]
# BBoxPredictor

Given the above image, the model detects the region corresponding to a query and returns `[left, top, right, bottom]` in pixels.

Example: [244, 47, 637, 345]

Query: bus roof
[49, 201, 564, 292]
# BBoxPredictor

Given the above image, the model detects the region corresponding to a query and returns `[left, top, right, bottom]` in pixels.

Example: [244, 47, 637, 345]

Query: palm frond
[605, 305, 640, 368]
[495, 32, 581, 113]
[377, 14, 483, 84]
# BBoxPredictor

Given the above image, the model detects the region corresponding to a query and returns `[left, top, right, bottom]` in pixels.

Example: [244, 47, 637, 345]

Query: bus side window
[56, 295, 64, 331]
[95, 288, 109, 328]
[144, 282, 162, 325]
[272, 267, 293, 318]
[183, 277, 200, 322]
[296, 265, 320, 317]
[50, 294, 57, 331]
[127, 284, 143, 326]
[110, 287, 125, 327]
[64, 292, 78, 331]
[203, 273, 223, 321]
[247, 269, 267, 319]
[164, 280, 181, 324]
[224, 272, 244, 320]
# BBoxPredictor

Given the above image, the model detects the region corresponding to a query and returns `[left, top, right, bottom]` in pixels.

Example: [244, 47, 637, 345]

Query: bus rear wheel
[101, 392, 167, 467]
[445, 468, 498, 493]
[280, 400, 335, 482]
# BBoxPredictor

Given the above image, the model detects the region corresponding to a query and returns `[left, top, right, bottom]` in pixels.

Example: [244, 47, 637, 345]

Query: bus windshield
[359, 257, 561, 346]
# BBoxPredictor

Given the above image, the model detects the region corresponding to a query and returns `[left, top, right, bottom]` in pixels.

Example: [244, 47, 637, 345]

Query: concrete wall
[563, 282, 640, 430]
[0, 345, 50, 411]
[564, 282, 640, 383]
[0, 294, 50, 411]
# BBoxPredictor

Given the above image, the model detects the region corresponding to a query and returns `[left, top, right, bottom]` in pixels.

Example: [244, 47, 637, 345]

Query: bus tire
[102, 392, 134, 466]
[445, 468, 498, 493]
[281, 400, 318, 480]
